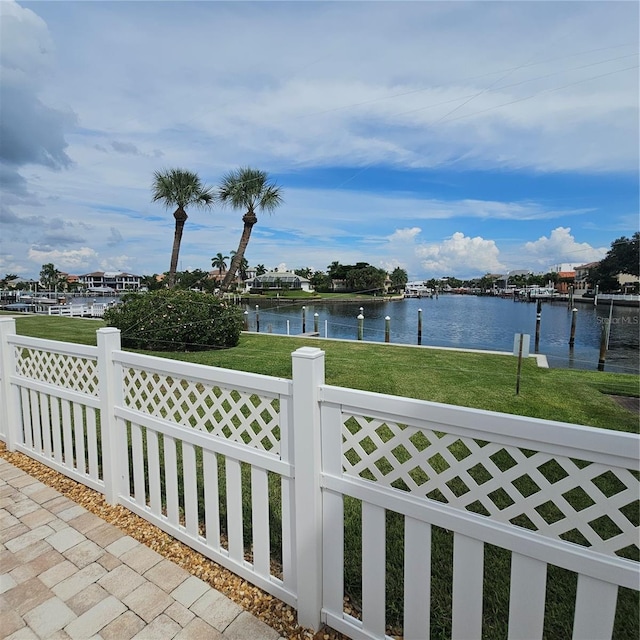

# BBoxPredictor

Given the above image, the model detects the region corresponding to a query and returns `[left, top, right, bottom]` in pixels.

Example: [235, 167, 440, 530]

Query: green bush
[103, 290, 244, 351]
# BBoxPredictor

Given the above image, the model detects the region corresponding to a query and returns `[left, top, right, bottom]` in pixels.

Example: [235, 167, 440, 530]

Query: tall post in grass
[97, 327, 124, 505]
[255, 305, 260, 333]
[0, 318, 19, 451]
[243, 310, 249, 331]
[569, 308, 577, 348]
[417, 308, 423, 345]
[357, 313, 364, 340]
[385, 316, 391, 343]
[534, 301, 542, 353]
[314, 312, 319, 334]
[291, 347, 325, 630]
[515, 333, 524, 395]
[302, 306, 306, 334]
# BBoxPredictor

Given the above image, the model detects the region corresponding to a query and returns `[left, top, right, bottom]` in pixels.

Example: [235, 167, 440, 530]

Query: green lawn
[7, 313, 639, 432]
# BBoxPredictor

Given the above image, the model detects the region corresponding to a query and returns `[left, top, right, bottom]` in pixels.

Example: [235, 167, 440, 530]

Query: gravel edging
[0, 443, 345, 640]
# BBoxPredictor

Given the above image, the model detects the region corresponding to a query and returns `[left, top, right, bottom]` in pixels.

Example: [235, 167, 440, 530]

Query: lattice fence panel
[342, 414, 639, 559]
[15, 346, 99, 397]
[123, 367, 281, 454]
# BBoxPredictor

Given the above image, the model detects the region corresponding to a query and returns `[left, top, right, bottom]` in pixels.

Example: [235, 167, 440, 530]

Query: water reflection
[247, 296, 639, 374]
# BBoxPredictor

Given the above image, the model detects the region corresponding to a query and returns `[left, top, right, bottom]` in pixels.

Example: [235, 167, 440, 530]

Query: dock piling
[569, 308, 577, 348]
[598, 320, 609, 371]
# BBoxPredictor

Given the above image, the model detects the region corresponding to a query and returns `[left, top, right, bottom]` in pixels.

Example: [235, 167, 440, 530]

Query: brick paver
[98, 563, 146, 599]
[23, 596, 75, 637]
[170, 575, 211, 608]
[0, 458, 284, 640]
[100, 610, 146, 640]
[190, 588, 243, 631]
[123, 581, 174, 623]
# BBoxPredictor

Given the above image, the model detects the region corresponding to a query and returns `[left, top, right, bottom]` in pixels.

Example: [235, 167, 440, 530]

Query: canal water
[244, 296, 639, 374]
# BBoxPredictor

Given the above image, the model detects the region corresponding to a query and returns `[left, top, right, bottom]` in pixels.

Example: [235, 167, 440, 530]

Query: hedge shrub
[103, 290, 244, 351]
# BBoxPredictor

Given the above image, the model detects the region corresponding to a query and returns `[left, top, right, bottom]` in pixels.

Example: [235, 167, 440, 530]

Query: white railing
[0, 317, 637, 639]
[596, 294, 639, 302]
[47, 304, 108, 317]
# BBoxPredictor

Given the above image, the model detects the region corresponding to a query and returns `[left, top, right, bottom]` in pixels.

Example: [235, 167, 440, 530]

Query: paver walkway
[0, 457, 283, 639]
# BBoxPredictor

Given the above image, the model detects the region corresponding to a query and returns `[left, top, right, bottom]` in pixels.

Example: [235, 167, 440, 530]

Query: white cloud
[388, 228, 422, 243]
[0, 1, 75, 173]
[27, 246, 98, 270]
[25, 1, 638, 173]
[416, 232, 505, 277]
[0, 253, 29, 276]
[522, 227, 607, 268]
[100, 255, 134, 272]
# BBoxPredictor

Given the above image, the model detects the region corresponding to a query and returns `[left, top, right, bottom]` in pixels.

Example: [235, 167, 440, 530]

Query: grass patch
[9, 315, 638, 433]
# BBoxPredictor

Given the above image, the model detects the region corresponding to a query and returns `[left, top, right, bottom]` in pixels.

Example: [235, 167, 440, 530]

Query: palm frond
[152, 168, 215, 209]
[217, 166, 282, 212]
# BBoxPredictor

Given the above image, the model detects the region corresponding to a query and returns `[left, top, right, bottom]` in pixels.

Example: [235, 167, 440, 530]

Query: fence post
[0, 318, 19, 451]
[97, 327, 123, 505]
[291, 346, 325, 631]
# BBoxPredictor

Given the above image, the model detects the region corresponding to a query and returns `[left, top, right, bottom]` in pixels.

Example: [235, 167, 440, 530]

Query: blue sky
[1, 0, 638, 281]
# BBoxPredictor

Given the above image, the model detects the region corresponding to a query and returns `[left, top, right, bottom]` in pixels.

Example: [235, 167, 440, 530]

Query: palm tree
[217, 167, 283, 292]
[152, 168, 214, 288]
[227, 251, 250, 283]
[255, 264, 267, 276]
[238, 256, 250, 282]
[211, 252, 228, 274]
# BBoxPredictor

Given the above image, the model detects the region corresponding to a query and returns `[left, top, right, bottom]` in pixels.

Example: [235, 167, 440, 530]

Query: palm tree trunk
[168, 207, 188, 288]
[220, 217, 254, 292]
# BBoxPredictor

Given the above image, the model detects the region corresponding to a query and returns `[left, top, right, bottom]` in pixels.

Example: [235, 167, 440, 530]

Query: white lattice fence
[111, 349, 297, 607]
[14, 343, 99, 396]
[122, 363, 282, 454]
[320, 384, 640, 640]
[342, 414, 638, 559]
[1, 323, 637, 640]
[3, 334, 104, 491]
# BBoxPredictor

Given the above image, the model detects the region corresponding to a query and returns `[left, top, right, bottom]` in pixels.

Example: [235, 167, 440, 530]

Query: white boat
[404, 282, 433, 298]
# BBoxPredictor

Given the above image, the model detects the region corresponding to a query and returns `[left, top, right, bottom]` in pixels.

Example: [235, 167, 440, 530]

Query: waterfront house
[574, 262, 600, 292]
[78, 271, 142, 291]
[246, 270, 313, 293]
